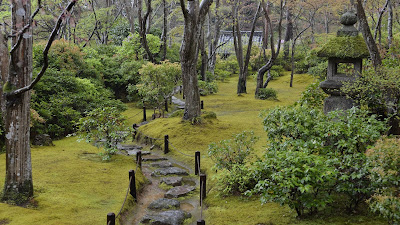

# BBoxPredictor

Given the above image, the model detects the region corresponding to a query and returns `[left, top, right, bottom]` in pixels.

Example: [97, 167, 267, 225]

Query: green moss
[317, 35, 369, 59]
[0, 137, 145, 225]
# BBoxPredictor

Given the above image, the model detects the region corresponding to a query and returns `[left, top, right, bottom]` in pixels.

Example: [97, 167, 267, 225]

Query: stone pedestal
[323, 96, 354, 114]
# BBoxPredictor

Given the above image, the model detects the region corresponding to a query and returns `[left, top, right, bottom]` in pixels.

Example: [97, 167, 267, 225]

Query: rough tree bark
[1, 0, 76, 203]
[199, 25, 207, 81]
[138, 0, 155, 62]
[255, 0, 284, 95]
[180, 0, 213, 121]
[234, 1, 261, 94]
[207, 0, 220, 75]
[161, 0, 168, 61]
[387, 0, 393, 48]
[355, 0, 382, 68]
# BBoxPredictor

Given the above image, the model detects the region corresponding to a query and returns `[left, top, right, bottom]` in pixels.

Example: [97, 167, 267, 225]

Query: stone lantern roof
[317, 11, 369, 59]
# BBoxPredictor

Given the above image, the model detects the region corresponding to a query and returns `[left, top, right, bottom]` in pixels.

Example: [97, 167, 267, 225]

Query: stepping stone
[148, 198, 180, 210]
[126, 149, 151, 156]
[141, 210, 191, 225]
[143, 155, 168, 162]
[172, 96, 185, 109]
[117, 144, 143, 150]
[151, 167, 188, 177]
[161, 177, 182, 187]
[165, 185, 196, 198]
[151, 161, 173, 168]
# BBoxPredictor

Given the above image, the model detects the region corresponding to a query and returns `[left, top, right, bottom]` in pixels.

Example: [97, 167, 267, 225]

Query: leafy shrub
[208, 131, 258, 171]
[253, 106, 388, 216]
[214, 68, 231, 81]
[250, 150, 337, 217]
[308, 61, 328, 79]
[198, 80, 218, 96]
[297, 81, 328, 109]
[208, 131, 258, 195]
[256, 88, 277, 100]
[216, 55, 239, 75]
[201, 111, 217, 120]
[119, 32, 161, 60]
[78, 107, 128, 161]
[366, 137, 400, 224]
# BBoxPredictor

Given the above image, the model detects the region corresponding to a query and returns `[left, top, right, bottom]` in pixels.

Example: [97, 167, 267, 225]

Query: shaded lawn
[0, 137, 144, 225]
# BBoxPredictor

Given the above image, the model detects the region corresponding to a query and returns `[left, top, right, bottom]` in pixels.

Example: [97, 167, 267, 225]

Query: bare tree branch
[7, 0, 77, 98]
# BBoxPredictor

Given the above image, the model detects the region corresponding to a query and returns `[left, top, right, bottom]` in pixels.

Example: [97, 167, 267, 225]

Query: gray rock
[126, 149, 151, 156]
[161, 177, 183, 187]
[151, 167, 188, 177]
[32, 134, 53, 146]
[141, 210, 191, 225]
[165, 185, 196, 198]
[151, 161, 173, 168]
[148, 198, 180, 210]
[172, 96, 185, 109]
[143, 155, 168, 162]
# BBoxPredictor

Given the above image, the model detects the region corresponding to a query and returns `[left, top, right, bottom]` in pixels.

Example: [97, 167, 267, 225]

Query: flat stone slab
[126, 149, 151, 156]
[141, 210, 191, 225]
[151, 167, 188, 177]
[172, 96, 185, 109]
[151, 161, 173, 168]
[143, 155, 168, 162]
[161, 177, 183, 187]
[117, 144, 143, 150]
[148, 198, 180, 210]
[165, 185, 196, 198]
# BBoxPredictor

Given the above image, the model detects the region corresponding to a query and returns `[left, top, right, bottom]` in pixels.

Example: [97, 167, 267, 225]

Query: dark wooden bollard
[107, 212, 115, 225]
[136, 151, 142, 169]
[200, 174, 207, 204]
[183, 94, 185, 99]
[165, 100, 168, 112]
[197, 220, 205, 225]
[201, 100, 204, 109]
[180, 85, 182, 94]
[164, 135, 169, 154]
[143, 106, 147, 121]
[129, 170, 137, 201]
[195, 151, 200, 175]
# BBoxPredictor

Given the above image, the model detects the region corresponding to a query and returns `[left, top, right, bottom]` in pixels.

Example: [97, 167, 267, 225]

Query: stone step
[151, 167, 189, 177]
[148, 198, 180, 210]
[160, 177, 183, 187]
[151, 161, 173, 168]
[126, 149, 151, 156]
[117, 144, 143, 151]
[142, 155, 168, 162]
[165, 185, 196, 198]
[140, 210, 191, 225]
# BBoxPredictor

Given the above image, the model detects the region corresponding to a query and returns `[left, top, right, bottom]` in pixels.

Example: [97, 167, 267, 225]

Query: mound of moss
[317, 35, 369, 59]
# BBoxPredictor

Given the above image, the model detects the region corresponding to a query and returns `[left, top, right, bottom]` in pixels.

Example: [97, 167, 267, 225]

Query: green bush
[297, 81, 328, 109]
[366, 137, 400, 224]
[256, 88, 277, 100]
[216, 55, 239, 75]
[198, 80, 218, 96]
[308, 61, 328, 79]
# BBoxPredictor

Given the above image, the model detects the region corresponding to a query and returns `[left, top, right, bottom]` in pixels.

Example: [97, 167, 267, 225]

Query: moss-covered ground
[0, 137, 145, 225]
[124, 72, 386, 225]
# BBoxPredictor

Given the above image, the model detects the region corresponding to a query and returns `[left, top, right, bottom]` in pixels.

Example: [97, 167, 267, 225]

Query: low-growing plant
[77, 107, 128, 161]
[297, 81, 328, 109]
[366, 137, 400, 224]
[198, 80, 218, 96]
[256, 88, 277, 100]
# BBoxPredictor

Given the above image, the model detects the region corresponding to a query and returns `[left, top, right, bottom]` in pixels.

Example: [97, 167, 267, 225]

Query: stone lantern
[318, 11, 369, 114]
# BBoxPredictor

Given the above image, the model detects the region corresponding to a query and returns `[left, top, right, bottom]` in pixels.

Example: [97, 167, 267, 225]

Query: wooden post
[197, 220, 205, 225]
[107, 212, 115, 225]
[143, 106, 147, 121]
[136, 151, 142, 169]
[195, 151, 200, 175]
[164, 135, 169, 154]
[200, 174, 207, 204]
[165, 99, 168, 112]
[201, 100, 204, 109]
[180, 85, 182, 94]
[129, 170, 137, 201]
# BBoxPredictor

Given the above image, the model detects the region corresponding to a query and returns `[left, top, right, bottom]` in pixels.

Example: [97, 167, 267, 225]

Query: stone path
[118, 143, 200, 225]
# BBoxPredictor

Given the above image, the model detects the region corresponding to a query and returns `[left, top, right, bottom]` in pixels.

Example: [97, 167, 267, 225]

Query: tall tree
[355, 0, 382, 68]
[233, 1, 261, 94]
[387, 0, 393, 48]
[207, 0, 221, 75]
[283, 1, 293, 60]
[255, 0, 284, 95]
[138, 0, 155, 62]
[1, 0, 76, 203]
[179, 0, 213, 121]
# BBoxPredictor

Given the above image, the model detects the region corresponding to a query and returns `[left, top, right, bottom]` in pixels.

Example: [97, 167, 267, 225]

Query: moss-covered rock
[317, 35, 369, 59]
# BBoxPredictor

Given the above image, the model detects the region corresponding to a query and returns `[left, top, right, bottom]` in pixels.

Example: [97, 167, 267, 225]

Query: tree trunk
[232, 0, 245, 94]
[199, 25, 207, 81]
[123, 0, 136, 33]
[2, 0, 33, 202]
[161, 0, 167, 61]
[180, 0, 213, 121]
[138, 0, 155, 63]
[283, 6, 293, 60]
[387, 0, 393, 48]
[207, 0, 220, 75]
[355, 0, 382, 68]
